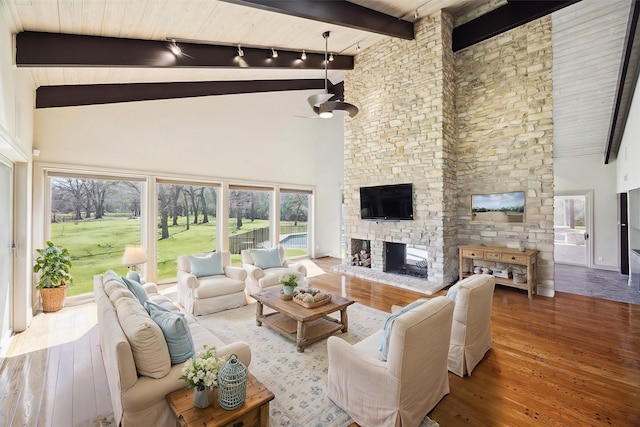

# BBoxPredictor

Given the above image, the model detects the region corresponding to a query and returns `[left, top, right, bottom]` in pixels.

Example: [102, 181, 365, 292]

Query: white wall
[554, 154, 618, 270]
[1, 7, 36, 333]
[616, 76, 640, 192]
[34, 90, 344, 257]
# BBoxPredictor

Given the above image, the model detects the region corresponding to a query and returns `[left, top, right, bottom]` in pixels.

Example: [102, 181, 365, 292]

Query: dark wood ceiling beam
[453, 0, 581, 52]
[605, 0, 640, 164]
[35, 79, 326, 108]
[219, 0, 414, 40]
[16, 31, 354, 70]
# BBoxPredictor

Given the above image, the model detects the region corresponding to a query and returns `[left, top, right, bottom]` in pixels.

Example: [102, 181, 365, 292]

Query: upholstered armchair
[241, 245, 307, 295]
[327, 296, 454, 427]
[447, 274, 495, 377]
[176, 251, 247, 316]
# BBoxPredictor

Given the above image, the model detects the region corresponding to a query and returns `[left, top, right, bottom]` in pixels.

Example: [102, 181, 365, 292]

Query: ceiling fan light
[319, 109, 334, 119]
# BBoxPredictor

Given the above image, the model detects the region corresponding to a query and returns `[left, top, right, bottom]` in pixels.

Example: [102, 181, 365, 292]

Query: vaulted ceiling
[1, 0, 638, 162]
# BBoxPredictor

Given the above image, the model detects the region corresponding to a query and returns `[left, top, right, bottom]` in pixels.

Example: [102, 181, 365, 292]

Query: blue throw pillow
[121, 276, 148, 306]
[378, 299, 427, 362]
[126, 270, 142, 284]
[189, 252, 224, 277]
[145, 300, 195, 364]
[250, 247, 282, 269]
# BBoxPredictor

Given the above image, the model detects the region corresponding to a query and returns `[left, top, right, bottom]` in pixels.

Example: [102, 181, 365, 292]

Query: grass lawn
[48, 216, 307, 296]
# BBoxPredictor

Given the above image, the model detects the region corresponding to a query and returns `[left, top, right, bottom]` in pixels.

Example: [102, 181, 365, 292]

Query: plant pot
[40, 285, 67, 312]
[282, 285, 295, 296]
[193, 387, 214, 408]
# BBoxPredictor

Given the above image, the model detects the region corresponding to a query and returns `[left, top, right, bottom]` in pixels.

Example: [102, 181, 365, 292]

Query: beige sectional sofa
[94, 271, 251, 427]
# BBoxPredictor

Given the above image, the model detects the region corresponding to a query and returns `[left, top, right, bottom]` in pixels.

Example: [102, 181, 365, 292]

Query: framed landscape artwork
[471, 191, 525, 223]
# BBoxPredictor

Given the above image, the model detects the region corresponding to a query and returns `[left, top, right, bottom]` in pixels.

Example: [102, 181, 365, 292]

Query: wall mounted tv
[360, 183, 414, 221]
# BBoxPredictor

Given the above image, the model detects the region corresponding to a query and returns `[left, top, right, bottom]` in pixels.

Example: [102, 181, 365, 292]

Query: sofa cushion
[126, 270, 143, 284]
[249, 247, 283, 269]
[189, 252, 224, 277]
[108, 287, 138, 306]
[195, 277, 246, 299]
[115, 296, 171, 379]
[145, 301, 195, 364]
[122, 276, 149, 306]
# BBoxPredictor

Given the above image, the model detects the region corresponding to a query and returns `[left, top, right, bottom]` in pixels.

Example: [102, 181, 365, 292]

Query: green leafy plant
[279, 273, 299, 288]
[33, 240, 73, 290]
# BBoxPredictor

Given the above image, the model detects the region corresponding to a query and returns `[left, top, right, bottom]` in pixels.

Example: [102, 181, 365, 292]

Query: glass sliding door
[228, 186, 272, 264]
[156, 182, 219, 282]
[0, 158, 13, 348]
[48, 174, 144, 297]
[279, 190, 310, 258]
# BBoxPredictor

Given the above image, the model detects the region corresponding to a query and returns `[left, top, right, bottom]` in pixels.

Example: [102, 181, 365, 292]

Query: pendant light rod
[323, 31, 330, 93]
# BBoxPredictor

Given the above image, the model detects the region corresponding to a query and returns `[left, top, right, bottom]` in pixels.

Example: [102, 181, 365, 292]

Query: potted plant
[280, 273, 299, 295]
[33, 240, 73, 312]
[180, 345, 226, 408]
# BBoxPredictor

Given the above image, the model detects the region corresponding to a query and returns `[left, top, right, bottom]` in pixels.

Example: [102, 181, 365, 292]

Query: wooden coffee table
[251, 287, 354, 352]
[166, 372, 274, 427]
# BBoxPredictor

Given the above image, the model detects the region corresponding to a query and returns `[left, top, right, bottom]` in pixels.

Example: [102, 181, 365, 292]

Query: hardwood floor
[2, 257, 639, 426]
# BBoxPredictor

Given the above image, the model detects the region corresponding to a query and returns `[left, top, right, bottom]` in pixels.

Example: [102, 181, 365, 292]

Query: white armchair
[327, 296, 454, 427]
[447, 274, 495, 377]
[241, 245, 307, 295]
[177, 252, 247, 316]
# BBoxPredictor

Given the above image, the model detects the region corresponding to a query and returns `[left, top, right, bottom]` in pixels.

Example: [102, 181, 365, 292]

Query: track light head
[168, 40, 182, 56]
[301, 50, 307, 60]
[329, 53, 334, 62]
[271, 48, 278, 58]
[356, 43, 361, 52]
[237, 44, 244, 57]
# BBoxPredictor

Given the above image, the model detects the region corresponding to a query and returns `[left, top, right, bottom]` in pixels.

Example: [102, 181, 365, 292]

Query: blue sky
[472, 191, 525, 210]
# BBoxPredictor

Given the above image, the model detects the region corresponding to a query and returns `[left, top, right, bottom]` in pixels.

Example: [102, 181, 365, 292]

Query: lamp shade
[122, 245, 148, 266]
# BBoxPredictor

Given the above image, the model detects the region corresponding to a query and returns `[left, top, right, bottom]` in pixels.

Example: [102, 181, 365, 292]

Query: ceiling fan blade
[307, 93, 334, 108]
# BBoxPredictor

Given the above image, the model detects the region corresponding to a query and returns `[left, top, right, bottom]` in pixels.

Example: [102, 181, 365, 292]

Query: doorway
[0, 158, 13, 349]
[554, 191, 592, 267]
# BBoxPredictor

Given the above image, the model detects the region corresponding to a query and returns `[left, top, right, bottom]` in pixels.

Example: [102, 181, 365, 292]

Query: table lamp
[122, 244, 148, 272]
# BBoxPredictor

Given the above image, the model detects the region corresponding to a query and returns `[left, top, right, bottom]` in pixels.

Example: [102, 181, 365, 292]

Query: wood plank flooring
[1, 257, 639, 426]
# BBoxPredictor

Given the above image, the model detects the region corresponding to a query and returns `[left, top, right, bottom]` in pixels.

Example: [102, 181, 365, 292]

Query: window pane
[228, 189, 271, 264]
[49, 177, 142, 297]
[279, 192, 309, 258]
[157, 184, 218, 282]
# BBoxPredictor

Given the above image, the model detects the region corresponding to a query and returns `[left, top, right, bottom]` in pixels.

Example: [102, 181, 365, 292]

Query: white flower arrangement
[279, 273, 299, 288]
[180, 344, 226, 391]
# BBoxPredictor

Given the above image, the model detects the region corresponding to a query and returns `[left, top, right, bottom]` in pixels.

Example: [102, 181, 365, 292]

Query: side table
[166, 373, 274, 427]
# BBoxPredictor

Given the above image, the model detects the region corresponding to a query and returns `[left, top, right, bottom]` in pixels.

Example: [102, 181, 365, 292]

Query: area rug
[195, 302, 439, 427]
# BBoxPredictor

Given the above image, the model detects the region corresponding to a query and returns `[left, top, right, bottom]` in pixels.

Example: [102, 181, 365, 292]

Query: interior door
[554, 192, 592, 267]
[0, 158, 13, 349]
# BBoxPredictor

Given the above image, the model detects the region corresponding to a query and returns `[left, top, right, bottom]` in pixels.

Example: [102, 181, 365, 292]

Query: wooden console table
[458, 245, 539, 299]
[166, 372, 274, 427]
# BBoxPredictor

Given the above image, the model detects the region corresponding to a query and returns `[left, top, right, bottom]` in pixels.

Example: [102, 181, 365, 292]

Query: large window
[229, 187, 272, 264]
[48, 175, 143, 297]
[279, 190, 310, 258]
[157, 182, 219, 282]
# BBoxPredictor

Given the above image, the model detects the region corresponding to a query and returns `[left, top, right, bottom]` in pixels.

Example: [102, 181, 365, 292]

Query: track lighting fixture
[356, 42, 361, 52]
[301, 50, 307, 60]
[329, 52, 334, 61]
[237, 44, 244, 57]
[306, 31, 358, 118]
[168, 40, 182, 56]
[414, 9, 419, 20]
[271, 48, 278, 58]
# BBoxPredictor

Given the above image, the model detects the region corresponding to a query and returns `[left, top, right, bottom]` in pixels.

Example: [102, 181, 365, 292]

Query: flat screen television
[360, 183, 414, 220]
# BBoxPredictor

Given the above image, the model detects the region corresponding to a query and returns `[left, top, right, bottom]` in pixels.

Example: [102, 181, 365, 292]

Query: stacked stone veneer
[455, 17, 555, 295]
[343, 11, 457, 289]
[343, 10, 555, 294]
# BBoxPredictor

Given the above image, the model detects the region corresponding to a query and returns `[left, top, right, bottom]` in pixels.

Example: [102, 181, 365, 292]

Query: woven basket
[293, 295, 331, 308]
[41, 285, 67, 312]
[218, 354, 248, 410]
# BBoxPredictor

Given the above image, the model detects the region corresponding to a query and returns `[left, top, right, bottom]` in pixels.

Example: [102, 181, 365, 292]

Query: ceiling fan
[307, 31, 359, 119]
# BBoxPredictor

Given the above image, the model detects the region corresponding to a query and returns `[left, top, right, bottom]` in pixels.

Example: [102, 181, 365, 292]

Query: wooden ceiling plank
[15, 31, 354, 70]
[218, 0, 414, 40]
[35, 79, 327, 108]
